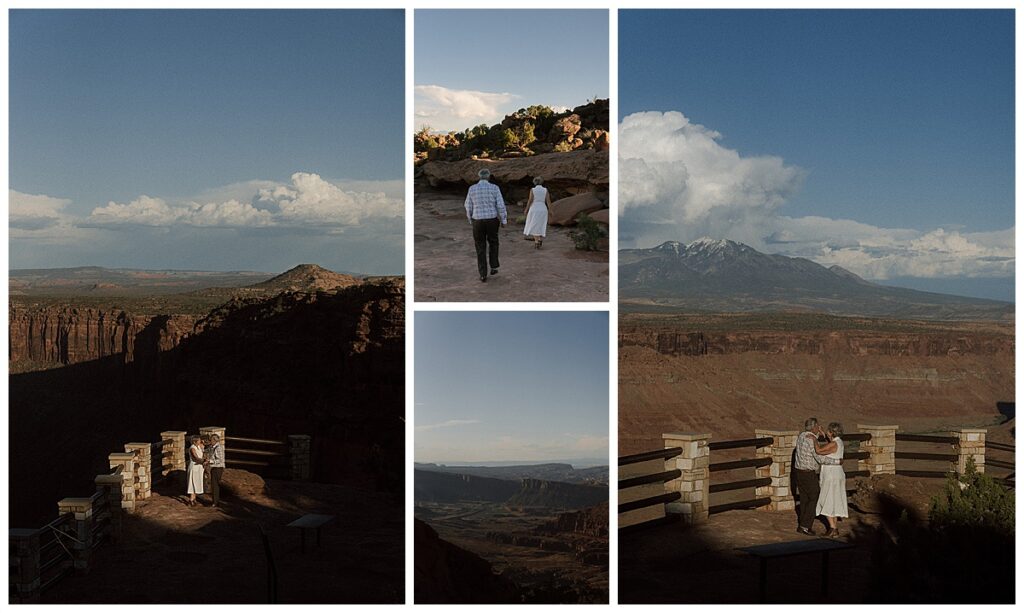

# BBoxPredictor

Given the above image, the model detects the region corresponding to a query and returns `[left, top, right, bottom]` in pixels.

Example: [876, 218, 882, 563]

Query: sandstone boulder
[549, 193, 606, 226]
[221, 468, 267, 497]
[588, 208, 610, 226]
[548, 113, 582, 141]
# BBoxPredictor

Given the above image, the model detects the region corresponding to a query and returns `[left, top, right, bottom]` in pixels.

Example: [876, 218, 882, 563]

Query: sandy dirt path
[414, 192, 609, 302]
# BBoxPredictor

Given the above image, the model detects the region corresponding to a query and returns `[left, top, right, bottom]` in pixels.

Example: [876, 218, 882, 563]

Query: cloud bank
[415, 84, 518, 133]
[83, 172, 402, 231]
[619, 111, 1014, 281]
[9, 173, 405, 273]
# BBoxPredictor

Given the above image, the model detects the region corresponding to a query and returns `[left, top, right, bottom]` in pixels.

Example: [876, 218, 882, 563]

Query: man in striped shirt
[465, 168, 507, 282]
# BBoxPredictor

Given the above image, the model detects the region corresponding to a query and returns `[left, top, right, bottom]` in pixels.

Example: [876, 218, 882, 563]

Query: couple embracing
[185, 434, 225, 508]
[794, 417, 848, 538]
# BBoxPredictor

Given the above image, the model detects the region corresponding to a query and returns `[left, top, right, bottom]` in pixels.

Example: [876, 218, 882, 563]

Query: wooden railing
[225, 435, 290, 477]
[707, 437, 774, 515]
[618, 447, 683, 531]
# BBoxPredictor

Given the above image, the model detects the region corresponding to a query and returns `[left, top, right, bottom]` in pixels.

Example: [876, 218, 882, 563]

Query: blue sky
[9, 10, 405, 274]
[619, 10, 1014, 300]
[415, 312, 609, 465]
[415, 9, 609, 132]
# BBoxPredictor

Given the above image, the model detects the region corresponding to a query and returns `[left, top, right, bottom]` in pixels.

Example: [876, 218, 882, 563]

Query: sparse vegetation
[568, 214, 606, 251]
[868, 460, 1015, 603]
[414, 100, 607, 161]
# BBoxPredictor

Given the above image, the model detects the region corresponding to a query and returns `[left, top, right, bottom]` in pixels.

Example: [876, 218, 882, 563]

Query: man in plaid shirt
[794, 416, 841, 535]
[465, 168, 507, 282]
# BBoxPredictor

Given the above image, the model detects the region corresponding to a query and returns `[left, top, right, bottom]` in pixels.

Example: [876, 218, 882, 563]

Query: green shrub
[868, 459, 1015, 603]
[931, 457, 1015, 533]
[568, 213, 606, 251]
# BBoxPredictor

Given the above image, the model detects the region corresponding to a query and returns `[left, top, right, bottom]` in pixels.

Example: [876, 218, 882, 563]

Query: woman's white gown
[815, 438, 848, 518]
[523, 185, 548, 237]
[186, 444, 205, 495]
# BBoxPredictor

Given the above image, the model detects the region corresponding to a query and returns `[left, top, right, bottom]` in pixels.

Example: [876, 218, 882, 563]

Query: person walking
[465, 168, 507, 282]
[523, 176, 550, 248]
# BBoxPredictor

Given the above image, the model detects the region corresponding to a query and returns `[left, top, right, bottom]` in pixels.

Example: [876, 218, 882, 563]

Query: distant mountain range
[620, 238, 1013, 321]
[9, 264, 372, 298]
[415, 462, 608, 485]
[414, 469, 607, 510]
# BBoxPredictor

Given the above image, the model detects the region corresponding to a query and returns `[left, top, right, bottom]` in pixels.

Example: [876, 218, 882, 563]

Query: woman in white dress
[185, 436, 206, 507]
[814, 422, 848, 537]
[523, 176, 551, 248]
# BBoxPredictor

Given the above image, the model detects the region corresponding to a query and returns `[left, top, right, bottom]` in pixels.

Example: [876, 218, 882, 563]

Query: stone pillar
[858, 425, 898, 476]
[125, 443, 152, 500]
[9, 528, 41, 603]
[108, 452, 137, 511]
[56, 497, 95, 573]
[200, 426, 226, 447]
[662, 432, 710, 525]
[954, 428, 987, 474]
[94, 473, 124, 542]
[289, 435, 312, 481]
[754, 429, 798, 512]
[160, 431, 187, 475]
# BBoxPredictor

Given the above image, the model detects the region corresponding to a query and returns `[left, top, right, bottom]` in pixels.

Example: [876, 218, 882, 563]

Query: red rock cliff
[9, 305, 196, 367]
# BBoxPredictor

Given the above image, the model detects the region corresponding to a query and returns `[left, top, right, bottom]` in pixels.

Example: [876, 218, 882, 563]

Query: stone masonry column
[124, 443, 152, 500]
[108, 452, 137, 511]
[754, 429, 798, 512]
[954, 428, 987, 474]
[94, 473, 124, 542]
[858, 425, 898, 476]
[200, 426, 226, 448]
[9, 529, 41, 602]
[662, 432, 710, 525]
[160, 431, 187, 476]
[56, 497, 96, 573]
[289, 435, 312, 481]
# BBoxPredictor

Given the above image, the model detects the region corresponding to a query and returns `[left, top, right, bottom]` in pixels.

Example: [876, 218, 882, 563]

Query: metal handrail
[709, 477, 771, 494]
[709, 457, 771, 473]
[619, 469, 681, 490]
[618, 447, 682, 466]
[226, 436, 286, 446]
[895, 451, 957, 462]
[619, 492, 681, 514]
[896, 433, 958, 445]
[708, 437, 773, 451]
[708, 497, 771, 515]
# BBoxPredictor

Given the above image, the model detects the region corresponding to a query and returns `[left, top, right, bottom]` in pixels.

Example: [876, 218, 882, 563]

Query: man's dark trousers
[211, 467, 225, 506]
[472, 217, 500, 278]
[794, 468, 820, 530]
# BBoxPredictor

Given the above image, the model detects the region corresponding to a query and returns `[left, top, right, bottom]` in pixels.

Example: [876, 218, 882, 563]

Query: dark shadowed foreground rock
[414, 519, 521, 604]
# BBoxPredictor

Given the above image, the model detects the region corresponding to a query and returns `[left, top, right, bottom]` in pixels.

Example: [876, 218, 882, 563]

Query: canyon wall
[619, 320, 1015, 455]
[619, 327, 1015, 358]
[9, 306, 197, 368]
[9, 280, 405, 526]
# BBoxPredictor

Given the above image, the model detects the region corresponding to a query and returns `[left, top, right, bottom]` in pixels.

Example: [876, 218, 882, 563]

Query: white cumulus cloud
[84, 172, 402, 230]
[9, 190, 73, 231]
[415, 84, 518, 133]
[619, 110, 1014, 280]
